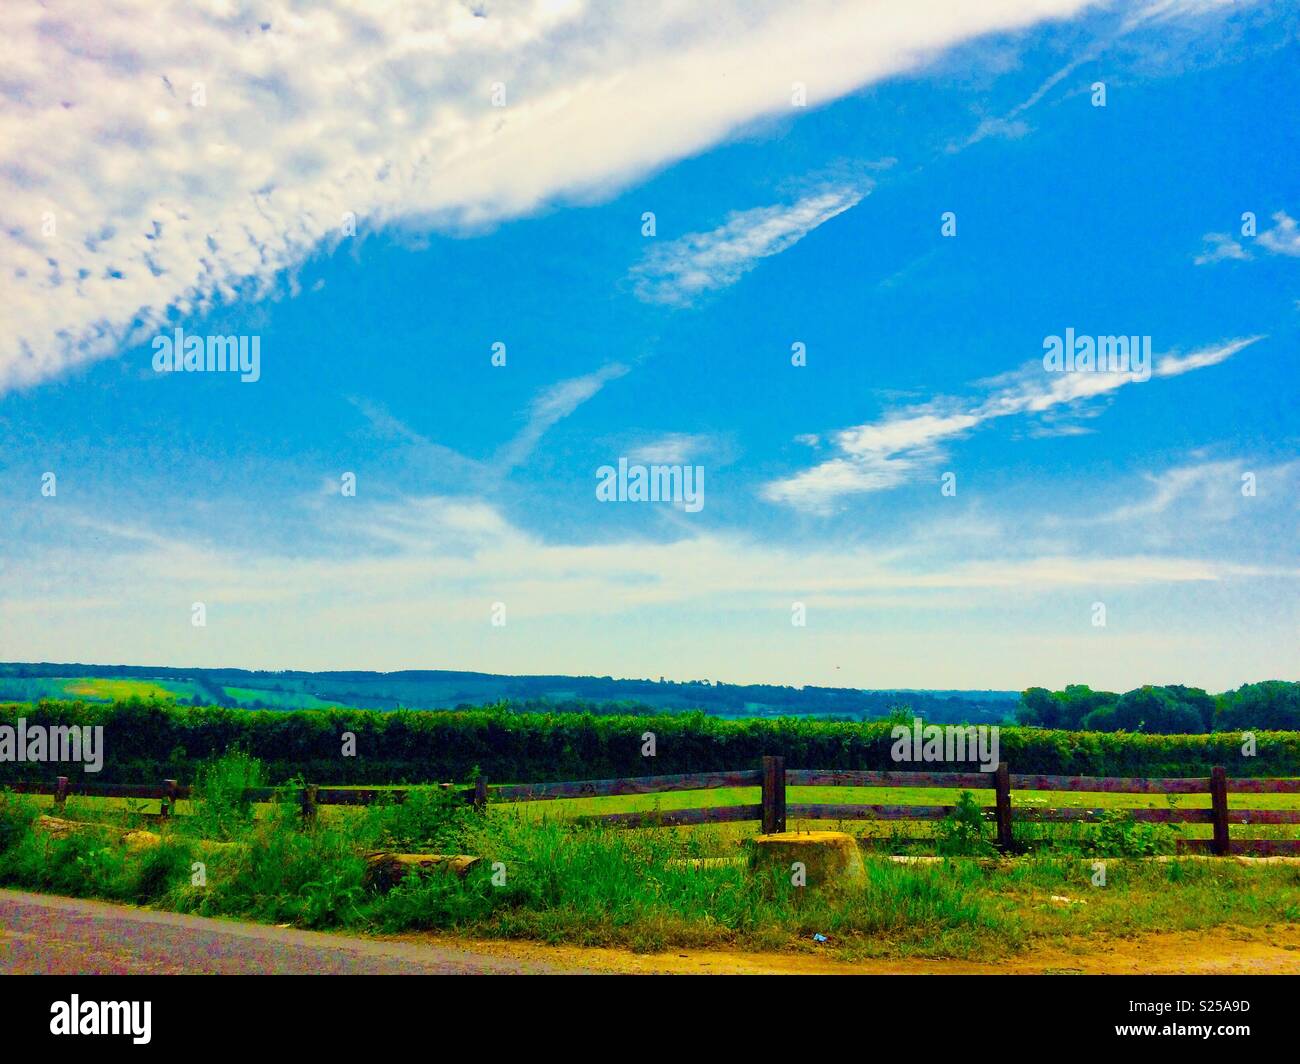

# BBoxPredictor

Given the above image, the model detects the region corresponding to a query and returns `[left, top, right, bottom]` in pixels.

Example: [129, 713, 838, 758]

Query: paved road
[0, 890, 569, 974]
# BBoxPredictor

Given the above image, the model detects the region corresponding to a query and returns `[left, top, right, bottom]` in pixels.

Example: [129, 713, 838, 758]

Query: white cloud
[6, 492, 1289, 627]
[1153, 336, 1260, 376]
[626, 433, 715, 465]
[763, 336, 1261, 512]
[1135, 0, 1260, 23]
[1195, 211, 1300, 265]
[629, 185, 866, 305]
[4, 467, 1295, 686]
[0, 0, 1103, 393]
[1193, 232, 1249, 265]
[1258, 211, 1300, 257]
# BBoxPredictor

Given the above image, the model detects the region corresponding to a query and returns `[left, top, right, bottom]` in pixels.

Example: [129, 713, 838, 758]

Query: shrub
[363, 785, 476, 853]
[935, 791, 997, 857]
[0, 792, 37, 854]
[188, 750, 264, 840]
[1093, 811, 1176, 857]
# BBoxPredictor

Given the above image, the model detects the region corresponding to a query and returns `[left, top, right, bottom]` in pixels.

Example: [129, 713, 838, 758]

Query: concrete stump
[751, 830, 865, 888]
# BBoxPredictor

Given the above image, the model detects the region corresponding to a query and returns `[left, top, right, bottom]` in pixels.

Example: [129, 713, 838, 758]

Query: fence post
[301, 784, 318, 823]
[1210, 766, 1230, 856]
[161, 779, 178, 819]
[54, 775, 69, 813]
[473, 776, 488, 813]
[761, 756, 786, 835]
[994, 762, 1015, 853]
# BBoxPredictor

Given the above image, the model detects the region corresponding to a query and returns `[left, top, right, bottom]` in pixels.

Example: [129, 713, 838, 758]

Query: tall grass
[0, 753, 1296, 956]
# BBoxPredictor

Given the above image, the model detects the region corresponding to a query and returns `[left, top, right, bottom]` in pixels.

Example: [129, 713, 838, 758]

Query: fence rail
[10, 758, 1300, 856]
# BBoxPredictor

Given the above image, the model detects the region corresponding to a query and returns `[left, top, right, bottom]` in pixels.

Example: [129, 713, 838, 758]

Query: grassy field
[28, 780, 1300, 839]
[509, 783, 1300, 846]
[221, 686, 342, 709]
[0, 677, 191, 703]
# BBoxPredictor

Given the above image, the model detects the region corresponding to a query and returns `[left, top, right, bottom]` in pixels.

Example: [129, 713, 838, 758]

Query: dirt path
[4, 888, 1296, 974]
[0, 890, 569, 974]
[397, 925, 1300, 974]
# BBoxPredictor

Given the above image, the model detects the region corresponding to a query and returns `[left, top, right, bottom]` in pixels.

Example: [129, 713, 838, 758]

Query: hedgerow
[1, 698, 1296, 784]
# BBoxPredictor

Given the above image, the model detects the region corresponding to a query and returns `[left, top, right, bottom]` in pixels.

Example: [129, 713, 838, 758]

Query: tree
[1161, 685, 1216, 732]
[1110, 686, 1203, 734]
[1017, 687, 1059, 727]
[1217, 681, 1300, 731]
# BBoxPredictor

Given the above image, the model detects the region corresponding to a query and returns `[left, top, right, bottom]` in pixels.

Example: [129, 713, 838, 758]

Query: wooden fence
[12, 758, 1300, 856]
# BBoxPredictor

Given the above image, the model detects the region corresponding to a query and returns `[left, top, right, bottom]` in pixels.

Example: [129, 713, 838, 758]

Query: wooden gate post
[54, 775, 69, 813]
[994, 762, 1015, 853]
[761, 756, 786, 835]
[1210, 766, 1230, 856]
[161, 778, 178, 819]
[301, 784, 318, 822]
[473, 776, 488, 813]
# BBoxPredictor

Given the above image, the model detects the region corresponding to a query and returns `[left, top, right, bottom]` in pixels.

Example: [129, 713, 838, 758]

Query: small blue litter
[812, 933, 828, 943]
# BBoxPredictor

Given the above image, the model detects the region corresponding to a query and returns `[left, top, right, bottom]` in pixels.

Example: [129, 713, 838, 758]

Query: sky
[0, 0, 1297, 692]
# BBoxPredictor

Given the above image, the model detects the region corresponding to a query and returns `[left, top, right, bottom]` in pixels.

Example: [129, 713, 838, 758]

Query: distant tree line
[1016, 681, 1300, 734]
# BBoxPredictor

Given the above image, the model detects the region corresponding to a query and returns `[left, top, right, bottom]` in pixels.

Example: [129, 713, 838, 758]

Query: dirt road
[420, 927, 1300, 974]
[3, 889, 1297, 974]
[0, 890, 566, 974]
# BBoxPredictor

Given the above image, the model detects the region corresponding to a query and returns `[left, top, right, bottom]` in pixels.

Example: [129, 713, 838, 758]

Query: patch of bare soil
[398, 925, 1300, 975]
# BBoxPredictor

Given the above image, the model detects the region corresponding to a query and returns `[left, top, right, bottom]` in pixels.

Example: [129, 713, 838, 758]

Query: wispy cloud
[625, 432, 721, 465]
[496, 363, 629, 471]
[763, 336, 1262, 512]
[629, 185, 866, 306]
[4, 449, 1295, 686]
[1192, 232, 1252, 265]
[0, 0, 1103, 394]
[7, 492, 1290, 628]
[1135, 0, 1255, 24]
[347, 362, 628, 488]
[1079, 457, 1297, 526]
[953, 46, 1102, 152]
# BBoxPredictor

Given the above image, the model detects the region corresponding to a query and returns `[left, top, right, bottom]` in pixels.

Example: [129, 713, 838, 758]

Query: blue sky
[1, 0, 1297, 691]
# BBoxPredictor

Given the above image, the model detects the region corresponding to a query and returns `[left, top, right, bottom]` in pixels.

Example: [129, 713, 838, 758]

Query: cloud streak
[347, 362, 629, 489]
[763, 337, 1262, 512]
[496, 363, 629, 471]
[630, 185, 866, 305]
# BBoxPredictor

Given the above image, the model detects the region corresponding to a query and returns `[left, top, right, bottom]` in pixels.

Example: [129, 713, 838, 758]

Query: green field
[505, 783, 1300, 844]
[25, 781, 1300, 845]
[221, 686, 342, 709]
[0, 677, 193, 703]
